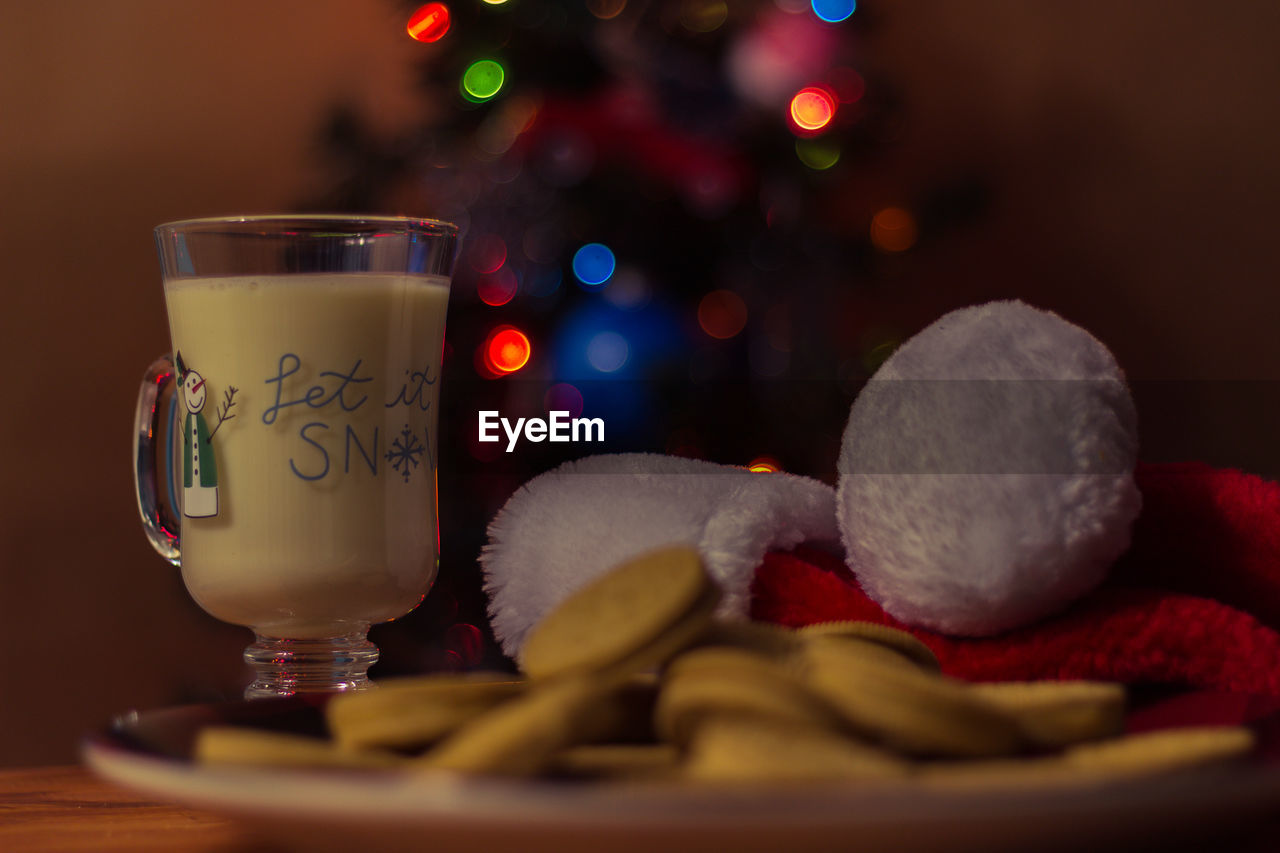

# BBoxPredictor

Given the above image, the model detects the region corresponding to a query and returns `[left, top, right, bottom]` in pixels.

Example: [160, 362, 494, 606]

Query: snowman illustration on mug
[175, 351, 237, 518]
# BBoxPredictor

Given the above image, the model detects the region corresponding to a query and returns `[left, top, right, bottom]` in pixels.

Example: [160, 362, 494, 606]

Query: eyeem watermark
[478, 410, 605, 452]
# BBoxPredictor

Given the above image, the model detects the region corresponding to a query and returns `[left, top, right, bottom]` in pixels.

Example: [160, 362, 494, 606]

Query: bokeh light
[484, 326, 532, 373]
[467, 233, 507, 274]
[811, 0, 856, 24]
[462, 59, 505, 102]
[572, 242, 617, 287]
[697, 290, 749, 339]
[602, 267, 651, 310]
[870, 207, 918, 253]
[789, 86, 837, 133]
[476, 267, 518, 306]
[587, 0, 627, 19]
[544, 383, 585, 419]
[863, 337, 901, 373]
[680, 0, 729, 32]
[586, 331, 630, 372]
[406, 3, 450, 43]
[444, 622, 483, 666]
[476, 95, 540, 156]
[748, 456, 781, 473]
[795, 138, 840, 170]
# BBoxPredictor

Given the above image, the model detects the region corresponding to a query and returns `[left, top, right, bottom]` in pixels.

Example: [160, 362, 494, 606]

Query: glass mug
[134, 215, 458, 698]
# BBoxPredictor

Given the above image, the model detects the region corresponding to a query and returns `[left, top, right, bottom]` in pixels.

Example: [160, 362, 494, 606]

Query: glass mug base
[243, 630, 379, 699]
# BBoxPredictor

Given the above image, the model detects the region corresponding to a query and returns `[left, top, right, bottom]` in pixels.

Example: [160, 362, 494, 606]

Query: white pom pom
[482, 453, 838, 658]
[837, 301, 1141, 636]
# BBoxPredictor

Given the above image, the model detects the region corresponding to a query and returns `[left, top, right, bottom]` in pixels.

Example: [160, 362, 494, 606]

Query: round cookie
[802, 639, 1023, 757]
[798, 621, 940, 671]
[326, 672, 525, 750]
[968, 681, 1125, 748]
[684, 716, 908, 783]
[421, 677, 646, 776]
[693, 619, 802, 659]
[1062, 726, 1255, 776]
[196, 726, 404, 770]
[657, 647, 843, 746]
[550, 744, 681, 782]
[518, 545, 721, 681]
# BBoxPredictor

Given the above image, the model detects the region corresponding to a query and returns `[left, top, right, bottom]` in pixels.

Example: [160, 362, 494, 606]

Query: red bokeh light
[870, 207, 918, 253]
[477, 267, 518, 306]
[407, 3, 451, 43]
[543, 382, 584, 419]
[483, 326, 532, 374]
[697, 289, 749, 340]
[468, 233, 508, 274]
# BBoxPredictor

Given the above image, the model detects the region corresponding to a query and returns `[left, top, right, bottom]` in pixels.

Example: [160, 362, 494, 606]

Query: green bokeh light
[795, 138, 840, 170]
[462, 59, 505, 102]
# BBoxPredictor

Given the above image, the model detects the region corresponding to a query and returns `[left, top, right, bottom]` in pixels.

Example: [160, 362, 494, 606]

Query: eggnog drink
[164, 273, 450, 638]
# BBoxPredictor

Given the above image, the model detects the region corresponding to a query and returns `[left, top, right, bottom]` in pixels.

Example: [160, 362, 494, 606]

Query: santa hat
[481, 302, 1280, 743]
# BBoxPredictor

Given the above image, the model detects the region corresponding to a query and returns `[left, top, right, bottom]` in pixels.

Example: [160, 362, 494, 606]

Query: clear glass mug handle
[134, 354, 182, 565]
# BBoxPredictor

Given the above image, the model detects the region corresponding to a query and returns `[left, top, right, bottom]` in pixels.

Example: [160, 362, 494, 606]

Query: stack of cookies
[197, 546, 1255, 786]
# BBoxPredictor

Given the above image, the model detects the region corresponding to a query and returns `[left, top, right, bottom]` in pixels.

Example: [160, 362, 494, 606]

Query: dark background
[2, 0, 1278, 767]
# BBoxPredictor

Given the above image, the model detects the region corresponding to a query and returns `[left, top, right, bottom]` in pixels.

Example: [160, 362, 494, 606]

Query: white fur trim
[481, 453, 838, 657]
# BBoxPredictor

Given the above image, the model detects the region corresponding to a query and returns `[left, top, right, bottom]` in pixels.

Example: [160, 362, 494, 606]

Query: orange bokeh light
[789, 86, 837, 133]
[484, 326, 532, 374]
[870, 207, 918, 253]
[748, 456, 781, 473]
[407, 3, 451, 43]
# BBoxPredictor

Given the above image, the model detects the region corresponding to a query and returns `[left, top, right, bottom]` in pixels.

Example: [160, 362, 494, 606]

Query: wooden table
[0, 766, 275, 852]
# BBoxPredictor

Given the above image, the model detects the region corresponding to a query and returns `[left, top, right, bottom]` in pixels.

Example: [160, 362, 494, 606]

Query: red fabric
[1118, 462, 1280, 630]
[748, 462, 1280, 697]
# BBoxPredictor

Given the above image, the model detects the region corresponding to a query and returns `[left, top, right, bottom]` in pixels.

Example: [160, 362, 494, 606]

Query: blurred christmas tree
[305, 0, 988, 671]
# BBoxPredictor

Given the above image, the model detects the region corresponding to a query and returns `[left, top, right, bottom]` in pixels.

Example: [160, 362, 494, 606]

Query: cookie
[691, 620, 802, 659]
[549, 743, 681, 782]
[1062, 726, 1255, 776]
[326, 672, 525, 750]
[798, 621, 940, 671]
[684, 716, 908, 783]
[195, 726, 404, 770]
[923, 725, 1257, 788]
[518, 546, 721, 682]
[968, 681, 1125, 748]
[657, 647, 843, 746]
[801, 637, 1023, 757]
[915, 756, 1084, 790]
[420, 677, 647, 776]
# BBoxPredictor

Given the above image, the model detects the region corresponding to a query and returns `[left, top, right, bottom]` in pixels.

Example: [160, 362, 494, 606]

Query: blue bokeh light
[586, 331, 630, 373]
[572, 242, 617, 288]
[811, 0, 855, 24]
[549, 300, 681, 439]
[552, 302, 678, 379]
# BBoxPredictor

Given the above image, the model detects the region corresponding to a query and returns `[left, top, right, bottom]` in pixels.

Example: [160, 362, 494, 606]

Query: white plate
[84, 697, 1280, 853]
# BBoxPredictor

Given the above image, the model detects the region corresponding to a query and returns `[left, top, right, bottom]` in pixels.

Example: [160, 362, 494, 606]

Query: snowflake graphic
[385, 425, 425, 482]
